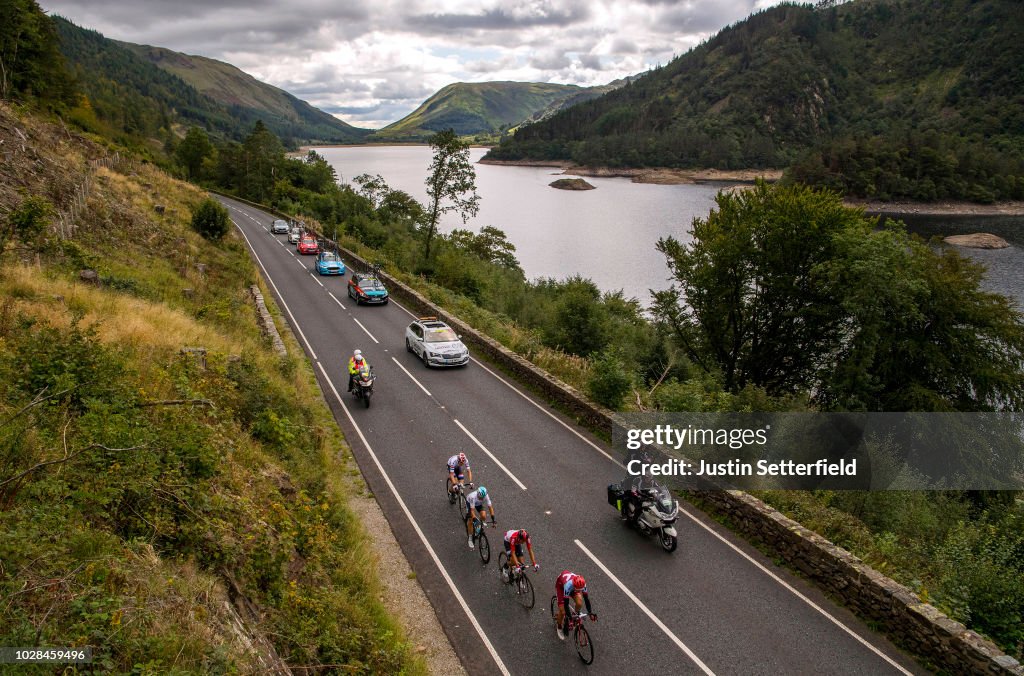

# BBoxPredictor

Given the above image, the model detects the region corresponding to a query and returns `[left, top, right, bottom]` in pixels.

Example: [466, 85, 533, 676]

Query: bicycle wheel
[515, 572, 535, 609]
[497, 552, 510, 584]
[458, 492, 468, 520]
[550, 596, 557, 621]
[445, 479, 456, 505]
[478, 531, 490, 564]
[574, 624, 594, 665]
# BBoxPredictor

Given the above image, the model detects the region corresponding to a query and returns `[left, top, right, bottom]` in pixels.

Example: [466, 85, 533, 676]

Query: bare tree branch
[0, 442, 146, 489]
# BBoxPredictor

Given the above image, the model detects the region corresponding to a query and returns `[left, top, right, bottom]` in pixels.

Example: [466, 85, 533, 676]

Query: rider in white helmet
[347, 349, 368, 392]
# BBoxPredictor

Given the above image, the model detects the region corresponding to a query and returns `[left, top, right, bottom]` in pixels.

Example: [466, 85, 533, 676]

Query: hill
[372, 81, 598, 141]
[123, 42, 370, 144]
[52, 17, 368, 148]
[0, 99, 416, 672]
[485, 0, 1024, 201]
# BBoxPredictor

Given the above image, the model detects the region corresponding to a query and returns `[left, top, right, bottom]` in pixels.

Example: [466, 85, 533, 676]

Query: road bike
[444, 479, 473, 520]
[497, 552, 535, 609]
[468, 515, 491, 564]
[550, 596, 595, 664]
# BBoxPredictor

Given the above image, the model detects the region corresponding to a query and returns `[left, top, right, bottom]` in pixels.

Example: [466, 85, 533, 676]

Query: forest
[486, 0, 1024, 202]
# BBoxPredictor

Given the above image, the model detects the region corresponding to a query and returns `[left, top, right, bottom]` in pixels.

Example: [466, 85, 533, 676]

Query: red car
[297, 235, 319, 255]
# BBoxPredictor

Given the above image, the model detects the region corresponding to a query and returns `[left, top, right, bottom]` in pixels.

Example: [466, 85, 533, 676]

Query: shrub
[190, 198, 229, 240]
[587, 349, 632, 409]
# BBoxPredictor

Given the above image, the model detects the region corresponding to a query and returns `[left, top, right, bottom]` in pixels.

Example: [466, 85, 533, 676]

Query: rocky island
[943, 233, 1010, 249]
[549, 178, 596, 191]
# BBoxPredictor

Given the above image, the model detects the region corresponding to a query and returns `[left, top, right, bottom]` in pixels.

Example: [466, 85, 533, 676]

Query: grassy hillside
[487, 0, 1024, 201]
[124, 43, 370, 144]
[53, 17, 368, 149]
[373, 81, 587, 141]
[0, 102, 419, 673]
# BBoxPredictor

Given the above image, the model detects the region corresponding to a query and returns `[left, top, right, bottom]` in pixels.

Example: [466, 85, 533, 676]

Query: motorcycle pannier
[607, 482, 623, 507]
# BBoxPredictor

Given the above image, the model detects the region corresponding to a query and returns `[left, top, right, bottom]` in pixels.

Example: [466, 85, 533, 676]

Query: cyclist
[347, 349, 368, 392]
[555, 570, 596, 640]
[465, 485, 495, 549]
[501, 528, 538, 583]
[446, 452, 472, 495]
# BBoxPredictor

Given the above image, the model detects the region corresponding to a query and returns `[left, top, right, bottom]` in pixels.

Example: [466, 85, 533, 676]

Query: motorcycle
[352, 365, 375, 408]
[608, 479, 679, 552]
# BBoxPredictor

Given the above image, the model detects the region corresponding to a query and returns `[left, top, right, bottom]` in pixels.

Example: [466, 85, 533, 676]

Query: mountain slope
[123, 43, 369, 144]
[485, 0, 1024, 201]
[372, 81, 591, 140]
[53, 17, 368, 147]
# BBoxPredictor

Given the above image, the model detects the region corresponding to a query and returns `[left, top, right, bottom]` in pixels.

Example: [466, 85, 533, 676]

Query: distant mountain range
[53, 17, 369, 147]
[484, 0, 1024, 201]
[370, 79, 638, 141]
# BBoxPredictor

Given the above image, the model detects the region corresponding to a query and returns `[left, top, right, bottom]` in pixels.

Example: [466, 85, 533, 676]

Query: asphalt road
[219, 195, 927, 676]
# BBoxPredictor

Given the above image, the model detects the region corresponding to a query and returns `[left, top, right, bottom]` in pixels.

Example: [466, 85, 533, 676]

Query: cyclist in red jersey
[501, 529, 538, 582]
[555, 570, 596, 640]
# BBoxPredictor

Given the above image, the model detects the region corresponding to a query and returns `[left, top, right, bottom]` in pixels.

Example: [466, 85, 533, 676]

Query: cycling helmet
[477, 486, 487, 499]
[353, 349, 363, 358]
[572, 574, 587, 592]
[518, 529, 528, 540]
[458, 452, 467, 465]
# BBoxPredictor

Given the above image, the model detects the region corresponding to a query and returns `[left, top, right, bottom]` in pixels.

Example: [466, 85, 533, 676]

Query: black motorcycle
[352, 366, 375, 408]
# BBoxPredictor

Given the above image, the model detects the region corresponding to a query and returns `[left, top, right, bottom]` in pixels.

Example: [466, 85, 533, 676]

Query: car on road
[272, 219, 290, 234]
[288, 226, 302, 244]
[297, 235, 319, 255]
[348, 273, 389, 305]
[315, 250, 345, 275]
[405, 316, 469, 367]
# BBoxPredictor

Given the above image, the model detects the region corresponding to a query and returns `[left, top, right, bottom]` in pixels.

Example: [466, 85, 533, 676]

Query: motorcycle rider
[554, 570, 596, 640]
[347, 349, 368, 392]
[465, 485, 495, 549]
[446, 452, 473, 495]
[622, 473, 659, 525]
[501, 528, 539, 583]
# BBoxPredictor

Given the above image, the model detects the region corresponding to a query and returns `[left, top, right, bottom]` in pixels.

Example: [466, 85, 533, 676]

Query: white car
[272, 219, 289, 234]
[405, 317, 470, 367]
[288, 226, 302, 243]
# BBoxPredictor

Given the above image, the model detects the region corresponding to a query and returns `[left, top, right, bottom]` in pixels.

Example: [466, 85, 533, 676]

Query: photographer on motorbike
[622, 473, 659, 525]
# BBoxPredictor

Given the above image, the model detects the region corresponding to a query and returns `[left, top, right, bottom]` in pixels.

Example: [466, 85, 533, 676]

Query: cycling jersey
[556, 570, 587, 600]
[465, 489, 492, 510]
[446, 455, 470, 472]
[503, 530, 531, 547]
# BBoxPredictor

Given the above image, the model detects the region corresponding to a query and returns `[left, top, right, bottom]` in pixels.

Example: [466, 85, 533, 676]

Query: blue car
[315, 251, 345, 275]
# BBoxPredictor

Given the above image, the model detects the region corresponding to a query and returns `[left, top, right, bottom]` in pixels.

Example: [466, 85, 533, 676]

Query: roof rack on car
[418, 316, 437, 321]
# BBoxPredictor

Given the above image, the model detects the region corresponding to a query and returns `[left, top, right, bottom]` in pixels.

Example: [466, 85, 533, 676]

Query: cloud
[41, 0, 786, 127]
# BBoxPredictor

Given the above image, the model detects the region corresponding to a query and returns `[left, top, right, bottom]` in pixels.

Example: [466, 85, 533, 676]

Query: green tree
[422, 129, 479, 262]
[587, 349, 633, 409]
[652, 181, 857, 393]
[449, 226, 521, 271]
[175, 126, 213, 180]
[0, 0, 76, 106]
[241, 120, 284, 202]
[190, 198, 229, 240]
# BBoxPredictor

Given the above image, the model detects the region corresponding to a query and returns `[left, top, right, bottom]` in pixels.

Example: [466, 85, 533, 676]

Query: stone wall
[216, 191, 1023, 676]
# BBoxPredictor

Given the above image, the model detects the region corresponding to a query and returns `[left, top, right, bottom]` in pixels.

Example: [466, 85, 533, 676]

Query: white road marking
[389, 300, 621, 467]
[296, 259, 305, 268]
[391, 357, 431, 397]
[575, 539, 716, 675]
[453, 419, 527, 491]
[674, 508, 913, 675]
[310, 273, 324, 287]
[231, 218, 317, 360]
[328, 292, 347, 310]
[315, 362, 510, 676]
[352, 316, 380, 344]
[230, 202, 914, 676]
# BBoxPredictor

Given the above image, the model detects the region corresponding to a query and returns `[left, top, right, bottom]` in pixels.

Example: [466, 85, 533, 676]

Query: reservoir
[315, 145, 1024, 308]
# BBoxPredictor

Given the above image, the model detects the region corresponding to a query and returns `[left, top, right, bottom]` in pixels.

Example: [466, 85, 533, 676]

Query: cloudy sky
[41, 0, 782, 129]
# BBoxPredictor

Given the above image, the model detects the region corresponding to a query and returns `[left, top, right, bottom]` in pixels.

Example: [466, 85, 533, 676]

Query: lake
[314, 145, 1024, 308]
